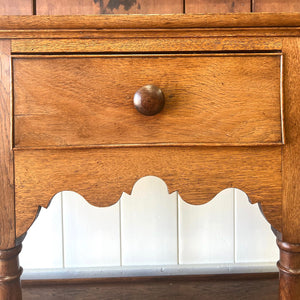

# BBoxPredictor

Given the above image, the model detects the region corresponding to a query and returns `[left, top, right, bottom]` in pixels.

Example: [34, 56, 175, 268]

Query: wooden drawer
[13, 53, 283, 148]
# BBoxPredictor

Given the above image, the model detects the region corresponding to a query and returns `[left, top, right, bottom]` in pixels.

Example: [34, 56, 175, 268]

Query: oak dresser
[0, 13, 300, 299]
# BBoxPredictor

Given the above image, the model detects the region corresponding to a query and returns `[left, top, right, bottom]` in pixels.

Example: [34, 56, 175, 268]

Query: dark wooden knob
[133, 85, 165, 116]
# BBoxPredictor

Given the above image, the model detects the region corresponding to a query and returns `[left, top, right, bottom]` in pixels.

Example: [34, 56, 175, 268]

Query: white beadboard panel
[179, 188, 234, 264]
[235, 189, 279, 263]
[20, 193, 63, 269]
[63, 191, 120, 268]
[121, 176, 178, 266]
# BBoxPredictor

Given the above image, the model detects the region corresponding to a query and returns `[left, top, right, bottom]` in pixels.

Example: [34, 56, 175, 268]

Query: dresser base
[2, 240, 299, 300]
[21, 273, 278, 299]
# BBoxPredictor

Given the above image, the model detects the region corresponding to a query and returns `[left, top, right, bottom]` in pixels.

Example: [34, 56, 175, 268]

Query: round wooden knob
[133, 85, 165, 116]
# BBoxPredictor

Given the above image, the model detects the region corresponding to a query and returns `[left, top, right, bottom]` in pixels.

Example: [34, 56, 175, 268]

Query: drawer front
[13, 53, 282, 148]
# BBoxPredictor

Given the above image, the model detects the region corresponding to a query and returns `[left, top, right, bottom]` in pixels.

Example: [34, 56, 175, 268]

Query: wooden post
[277, 240, 300, 299]
[281, 38, 300, 299]
[0, 40, 21, 298]
[0, 245, 23, 300]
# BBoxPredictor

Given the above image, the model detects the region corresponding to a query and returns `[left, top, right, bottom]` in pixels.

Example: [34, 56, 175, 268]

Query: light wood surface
[0, 14, 300, 40]
[14, 147, 282, 238]
[282, 38, 300, 244]
[13, 54, 283, 148]
[279, 39, 300, 297]
[1, 12, 300, 299]
[185, 0, 250, 13]
[254, 0, 300, 12]
[36, 0, 183, 15]
[11, 38, 283, 53]
[0, 40, 22, 297]
[3, 0, 300, 16]
[98, 0, 183, 14]
[0, 0, 32, 15]
[0, 41, 15, 249]
[36, 0, 100, 15]
[0, 14, 300, 30]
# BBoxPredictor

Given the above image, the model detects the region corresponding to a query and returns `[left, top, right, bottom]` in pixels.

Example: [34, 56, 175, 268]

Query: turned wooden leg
[0, 244, 23, 300]
[277, 240, 300, 300]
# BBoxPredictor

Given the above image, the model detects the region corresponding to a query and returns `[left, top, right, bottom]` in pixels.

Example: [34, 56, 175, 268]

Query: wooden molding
[11, 37, 283, 54]
[0, 14, 298, 39]
[0, 13, 299, 31]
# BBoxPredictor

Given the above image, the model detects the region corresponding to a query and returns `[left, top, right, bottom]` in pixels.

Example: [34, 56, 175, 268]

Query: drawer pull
[133, 85, 165, 116]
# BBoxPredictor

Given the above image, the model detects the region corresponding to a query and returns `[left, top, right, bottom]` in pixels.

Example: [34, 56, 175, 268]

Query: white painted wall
[20, 176, 279, 278]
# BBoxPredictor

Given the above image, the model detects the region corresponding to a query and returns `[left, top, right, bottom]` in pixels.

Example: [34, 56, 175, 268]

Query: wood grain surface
[0, 41, 15, 249]
[13, 54, 283, 148]
[0, 0, 32, 15]
[1, 28, 299, 40]
[36, 0, 182, 15]
[11, 38, 283, 54]
[21, 273, 279, 300]
[277, 240, 300, 299]
[185, 0, 250, 13]
[254, 0, 300, 12]
[98, 0, 183, 14]
[36, 0, 100, 15]
[0, 245, 22, 299]
[282, 38, 300, 244]
[14, 146, 282, 238]
[0, 14, 299, 40]
[0, 14, 300, 31]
